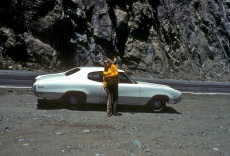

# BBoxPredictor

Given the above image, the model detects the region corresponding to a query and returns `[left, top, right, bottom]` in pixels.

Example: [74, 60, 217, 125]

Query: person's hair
[104, 58, 113, 65]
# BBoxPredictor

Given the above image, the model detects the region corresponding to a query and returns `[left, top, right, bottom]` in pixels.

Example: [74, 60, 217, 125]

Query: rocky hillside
[1, 0, 230, 81]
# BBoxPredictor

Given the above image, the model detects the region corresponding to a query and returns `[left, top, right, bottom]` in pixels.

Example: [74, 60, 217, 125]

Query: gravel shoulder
[0, 88, 230, 156]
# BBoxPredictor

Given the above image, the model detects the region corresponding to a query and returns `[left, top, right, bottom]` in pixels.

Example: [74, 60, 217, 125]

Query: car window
[88, 71, 103, 82]
[65, 68, 80, 76]
[88, 71, 134, 84]
[118, 72, 134, 84]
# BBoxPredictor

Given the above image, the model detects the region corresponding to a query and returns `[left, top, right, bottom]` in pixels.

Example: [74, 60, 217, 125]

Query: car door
[118, 72, 140, 105]
[99, 72, 141, 105]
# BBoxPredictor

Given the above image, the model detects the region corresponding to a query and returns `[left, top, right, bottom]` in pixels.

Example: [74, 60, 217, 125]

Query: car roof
[76, 66, 124, 72]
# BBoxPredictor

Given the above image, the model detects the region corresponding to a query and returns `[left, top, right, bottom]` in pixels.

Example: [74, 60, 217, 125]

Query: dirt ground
[0, 88, 230, 156]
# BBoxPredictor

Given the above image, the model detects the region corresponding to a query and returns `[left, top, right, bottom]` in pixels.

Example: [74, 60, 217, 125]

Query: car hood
[35, 73, 66, 82]
[136, 81, 172, 89]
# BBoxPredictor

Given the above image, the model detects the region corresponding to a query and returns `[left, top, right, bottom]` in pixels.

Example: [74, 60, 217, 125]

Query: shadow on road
[37, 99, 181, 114]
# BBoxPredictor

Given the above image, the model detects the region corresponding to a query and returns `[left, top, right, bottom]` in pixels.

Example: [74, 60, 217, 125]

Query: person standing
[103, 58, 121, 117]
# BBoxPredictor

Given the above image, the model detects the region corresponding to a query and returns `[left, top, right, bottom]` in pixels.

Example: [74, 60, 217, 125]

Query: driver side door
[118, 72, 140, 105]
[99, 72, 140, 105]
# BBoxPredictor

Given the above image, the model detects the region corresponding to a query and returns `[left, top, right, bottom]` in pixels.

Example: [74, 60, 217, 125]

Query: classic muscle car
[32, 67, 182, 111]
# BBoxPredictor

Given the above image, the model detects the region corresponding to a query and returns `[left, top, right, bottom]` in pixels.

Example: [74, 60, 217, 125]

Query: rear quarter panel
[35, 74, 104, 103]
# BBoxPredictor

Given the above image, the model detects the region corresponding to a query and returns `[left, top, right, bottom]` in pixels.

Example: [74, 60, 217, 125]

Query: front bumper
[173, 97, 182, 104]
[168, 97, 182, 104]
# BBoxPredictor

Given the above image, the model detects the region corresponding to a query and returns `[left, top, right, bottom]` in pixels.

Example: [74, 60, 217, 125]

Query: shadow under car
[36, 99, 181, 114]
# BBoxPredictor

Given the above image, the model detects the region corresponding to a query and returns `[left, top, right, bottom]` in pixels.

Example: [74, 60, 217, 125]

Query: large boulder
[25, 35, 58, 69]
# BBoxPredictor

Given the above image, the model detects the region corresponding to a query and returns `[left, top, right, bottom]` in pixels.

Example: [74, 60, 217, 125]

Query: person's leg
[106, 86, 112, 117]
[112, 83, 119, 115]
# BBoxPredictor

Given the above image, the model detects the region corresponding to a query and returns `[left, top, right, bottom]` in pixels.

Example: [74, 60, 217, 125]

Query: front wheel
[148, 97, 167, 112]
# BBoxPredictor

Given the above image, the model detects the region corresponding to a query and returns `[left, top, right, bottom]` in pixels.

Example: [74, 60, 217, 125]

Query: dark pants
[106, 83, 118, 116]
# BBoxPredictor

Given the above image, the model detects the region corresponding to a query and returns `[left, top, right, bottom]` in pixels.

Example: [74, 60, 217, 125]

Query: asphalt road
[0, 70, 230, 94]
[0, 70, 47, 88]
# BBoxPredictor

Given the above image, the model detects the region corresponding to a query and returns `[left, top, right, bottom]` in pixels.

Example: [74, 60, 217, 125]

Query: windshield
[119, 72, 137, 84]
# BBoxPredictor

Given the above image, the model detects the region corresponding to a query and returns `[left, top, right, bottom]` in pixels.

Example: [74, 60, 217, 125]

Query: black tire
[68, 94, 78, 105]
[64, 92, 86, 108]
[147, 97, 167, 112]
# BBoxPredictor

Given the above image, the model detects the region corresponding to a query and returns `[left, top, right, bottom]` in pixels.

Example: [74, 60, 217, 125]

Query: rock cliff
[1, 0, 230, 81]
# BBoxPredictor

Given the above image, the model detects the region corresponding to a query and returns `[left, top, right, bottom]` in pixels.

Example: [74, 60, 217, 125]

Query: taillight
[32, 85, 39, 97]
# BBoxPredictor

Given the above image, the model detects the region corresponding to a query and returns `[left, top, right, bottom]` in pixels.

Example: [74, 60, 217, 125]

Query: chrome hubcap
[153, 100, 161, 108]
[69, 96, 77, 105]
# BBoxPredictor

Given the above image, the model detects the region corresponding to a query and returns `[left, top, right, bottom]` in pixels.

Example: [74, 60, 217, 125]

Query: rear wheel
[68, 95, 78, 105]
[148, 97, 167, 112]
[64, 92, 86, 108]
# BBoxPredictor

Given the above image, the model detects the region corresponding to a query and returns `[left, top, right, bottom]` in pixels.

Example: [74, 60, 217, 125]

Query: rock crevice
[0, 0, 230, 81]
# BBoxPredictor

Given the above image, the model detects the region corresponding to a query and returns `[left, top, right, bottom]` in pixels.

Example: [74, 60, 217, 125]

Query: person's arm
[108, 64, 118, 77]
[103, 76, 109, 92]
[103, 71, 108, 87]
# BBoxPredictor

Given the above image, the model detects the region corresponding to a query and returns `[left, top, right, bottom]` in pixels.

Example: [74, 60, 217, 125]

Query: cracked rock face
[0, 0, 230, 81]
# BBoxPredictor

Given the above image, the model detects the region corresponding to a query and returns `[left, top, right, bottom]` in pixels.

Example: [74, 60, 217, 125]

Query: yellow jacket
[103, 64, 119, 87]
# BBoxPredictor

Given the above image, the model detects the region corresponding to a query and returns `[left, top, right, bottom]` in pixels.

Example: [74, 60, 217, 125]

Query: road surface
[0, 70, 230, 94]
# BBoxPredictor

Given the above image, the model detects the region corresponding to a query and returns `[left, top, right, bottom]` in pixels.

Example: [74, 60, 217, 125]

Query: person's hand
[104, 87, 109, 93]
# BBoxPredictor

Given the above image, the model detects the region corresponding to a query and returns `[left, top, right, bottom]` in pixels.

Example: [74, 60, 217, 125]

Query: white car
[32, 67, 182, 111]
